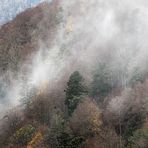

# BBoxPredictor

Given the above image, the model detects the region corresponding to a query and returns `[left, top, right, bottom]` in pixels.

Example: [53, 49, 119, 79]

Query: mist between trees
[0, 0, 148, 147]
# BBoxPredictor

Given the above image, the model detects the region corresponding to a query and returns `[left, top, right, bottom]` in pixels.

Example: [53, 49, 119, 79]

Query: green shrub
[44, 114, 83, 148]
[126, 122, 148, 148]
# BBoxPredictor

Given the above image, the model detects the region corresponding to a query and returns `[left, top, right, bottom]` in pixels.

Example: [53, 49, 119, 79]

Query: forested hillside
[0, 0, 148, 148]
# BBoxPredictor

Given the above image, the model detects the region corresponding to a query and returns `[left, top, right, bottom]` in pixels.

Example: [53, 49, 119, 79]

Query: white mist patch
[60, 0, 148, 77]
[0, 79, 22, 117]
[98, 10, 120, 40]
[29, 44, 67, 88]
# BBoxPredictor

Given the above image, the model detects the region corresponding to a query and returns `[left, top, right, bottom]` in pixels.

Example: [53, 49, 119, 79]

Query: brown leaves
[70, 98, 102, 137]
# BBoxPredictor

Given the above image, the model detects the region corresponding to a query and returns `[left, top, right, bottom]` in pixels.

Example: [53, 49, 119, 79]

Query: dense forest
[0, 0, 148, 148]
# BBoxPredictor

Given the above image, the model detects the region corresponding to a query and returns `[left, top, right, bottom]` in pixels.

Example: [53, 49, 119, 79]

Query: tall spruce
[65, 71, 87, 115]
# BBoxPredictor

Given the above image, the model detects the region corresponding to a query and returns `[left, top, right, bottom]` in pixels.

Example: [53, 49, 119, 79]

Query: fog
[0, 0, 148, 118]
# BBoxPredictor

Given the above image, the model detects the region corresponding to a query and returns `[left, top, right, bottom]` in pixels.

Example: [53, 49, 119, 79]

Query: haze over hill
[0, 0, 148, 147]
[0, 0, 59, 115]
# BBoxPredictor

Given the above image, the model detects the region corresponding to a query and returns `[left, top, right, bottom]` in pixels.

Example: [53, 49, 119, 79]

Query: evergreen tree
[129, 67, 144, 86]
[65, 71, 87, 115]
[91, 63, 112, 98]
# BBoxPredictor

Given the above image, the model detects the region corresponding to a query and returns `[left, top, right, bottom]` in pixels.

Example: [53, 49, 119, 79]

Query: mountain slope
[0, 0, 59, 73]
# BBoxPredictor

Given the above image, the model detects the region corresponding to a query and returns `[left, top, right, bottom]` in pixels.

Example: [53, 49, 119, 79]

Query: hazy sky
[0, 0, 51, 24]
